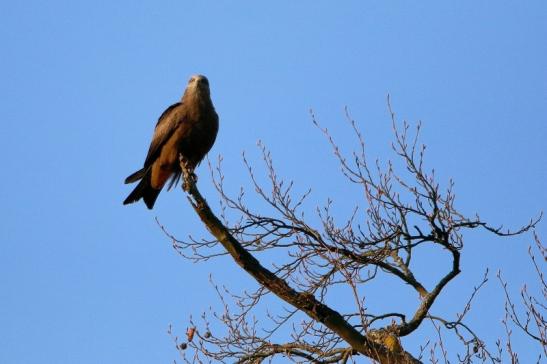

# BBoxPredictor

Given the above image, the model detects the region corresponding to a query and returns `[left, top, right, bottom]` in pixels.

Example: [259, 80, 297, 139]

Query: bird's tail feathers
[142, 188, 160, 209]
[124, 168, 147, 184]
[123, 177, 146, 206]
[123, 175, 160, 209]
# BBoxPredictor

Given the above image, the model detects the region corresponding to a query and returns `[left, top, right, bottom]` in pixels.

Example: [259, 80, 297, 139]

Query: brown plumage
[123, 75, 219, 209]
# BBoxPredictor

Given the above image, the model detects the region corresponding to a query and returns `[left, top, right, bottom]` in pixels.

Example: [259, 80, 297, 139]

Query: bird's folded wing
[143, 102, 182, 168]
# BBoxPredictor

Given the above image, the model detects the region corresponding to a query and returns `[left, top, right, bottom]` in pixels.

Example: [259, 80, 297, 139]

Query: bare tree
[162, 101, 541, 363]
[496, 233, 546, 363]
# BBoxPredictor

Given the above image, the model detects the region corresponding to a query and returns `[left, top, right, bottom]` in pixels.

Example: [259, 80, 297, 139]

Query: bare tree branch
[179, 160, 421, 363]
[166, 106, 540, 363]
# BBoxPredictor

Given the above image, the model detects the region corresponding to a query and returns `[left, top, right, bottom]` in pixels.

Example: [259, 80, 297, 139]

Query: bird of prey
[123, 74, 219, 209]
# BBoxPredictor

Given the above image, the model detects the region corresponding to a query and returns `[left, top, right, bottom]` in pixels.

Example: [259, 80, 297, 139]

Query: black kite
[123, 75, 219, 209]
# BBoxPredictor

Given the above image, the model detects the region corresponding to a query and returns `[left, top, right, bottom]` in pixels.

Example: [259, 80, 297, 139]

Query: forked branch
[180, 158, 421, 364]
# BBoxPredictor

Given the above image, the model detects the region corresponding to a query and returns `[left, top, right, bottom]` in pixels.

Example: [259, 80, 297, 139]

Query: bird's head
[181, 75, 211, 104]
[186, 74, 210, 95]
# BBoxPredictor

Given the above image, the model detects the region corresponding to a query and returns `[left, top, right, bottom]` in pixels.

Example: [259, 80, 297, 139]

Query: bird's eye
[189, 78, 195, 83]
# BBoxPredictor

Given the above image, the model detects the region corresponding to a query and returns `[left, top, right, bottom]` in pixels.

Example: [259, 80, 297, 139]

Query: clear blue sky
[1, 1, 545, 363]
